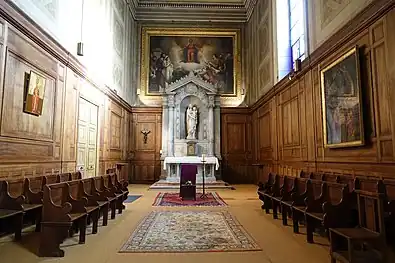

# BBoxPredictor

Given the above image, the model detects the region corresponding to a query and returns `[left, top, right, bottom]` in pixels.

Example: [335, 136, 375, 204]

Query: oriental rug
[119, 211, 261, 253]
[152, 192, 227, 207]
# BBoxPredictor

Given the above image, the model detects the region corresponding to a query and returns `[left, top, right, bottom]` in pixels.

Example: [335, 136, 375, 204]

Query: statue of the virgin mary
[186, 104, 198, 139]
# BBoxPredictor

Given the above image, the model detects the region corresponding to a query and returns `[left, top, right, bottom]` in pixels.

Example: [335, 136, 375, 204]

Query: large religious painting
[141, 27, 240, 96]
[320, 46, 364, 148]
[24, 70, 46, 116]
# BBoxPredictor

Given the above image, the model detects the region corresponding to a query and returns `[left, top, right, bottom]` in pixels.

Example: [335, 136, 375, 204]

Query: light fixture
[77, 0, 85, 56]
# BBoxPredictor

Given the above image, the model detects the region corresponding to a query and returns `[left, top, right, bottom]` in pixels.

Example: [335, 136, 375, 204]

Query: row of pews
[257, 171, 395, 263]
[0, 170, 129, 257]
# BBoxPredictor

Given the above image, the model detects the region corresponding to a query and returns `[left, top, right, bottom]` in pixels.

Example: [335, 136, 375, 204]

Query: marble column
[208, 95, 215, 156]
[168, 95, 175, 156]
[161, 96, 168, 156]
[214, 96, 221, 157]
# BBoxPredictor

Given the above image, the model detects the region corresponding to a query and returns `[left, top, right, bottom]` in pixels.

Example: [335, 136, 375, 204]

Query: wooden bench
[0, 180, 25, 240]
[80, 178, 110, 226]
[305, 181, 358, 243]
[329, 190, 387, 263]
[102, 175, 125, 214]
[276, 176, 297, 225]
[263, 174, 285, 217]
[66, 180, 100, 235]
[292, 179, 324, 234]
[280, 177, 310, 227]
[92, 177, 117, 219]
[39, 183, 88, 257]
[257, 172, 276, 210]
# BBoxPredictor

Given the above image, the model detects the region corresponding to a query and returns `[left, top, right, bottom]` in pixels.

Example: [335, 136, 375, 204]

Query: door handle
[79, 166, 84, 171]
[89, 165, 94, 170]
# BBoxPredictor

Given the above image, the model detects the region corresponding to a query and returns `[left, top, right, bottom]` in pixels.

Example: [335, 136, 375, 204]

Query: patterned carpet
[152, 192, 227, 207]
[120, 211, 261, 253]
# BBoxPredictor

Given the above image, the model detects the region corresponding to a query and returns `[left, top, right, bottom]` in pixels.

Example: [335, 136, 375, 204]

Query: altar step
[148, 180, 235, 190]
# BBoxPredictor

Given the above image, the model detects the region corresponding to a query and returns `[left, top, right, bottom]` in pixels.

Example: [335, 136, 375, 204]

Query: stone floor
[0, 184, 331, 263]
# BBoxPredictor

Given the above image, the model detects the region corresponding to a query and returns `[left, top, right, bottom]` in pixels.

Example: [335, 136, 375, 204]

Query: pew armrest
[291, 192, 307, 206]
[67, 196, 88, 213]
[42, 201, 73, 222]
[322, 201, 357, 228]
[0, 192, 25, 210]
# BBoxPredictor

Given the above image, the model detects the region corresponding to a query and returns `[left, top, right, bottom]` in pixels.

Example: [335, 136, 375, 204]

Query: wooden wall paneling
[61, 70, 78, 172]
[385, 8, 395, 163]
[370, 19, 394, 163]
[130, 108, 162, 183]
[252, 6, 395, 180]
[221, 111, 253, 183]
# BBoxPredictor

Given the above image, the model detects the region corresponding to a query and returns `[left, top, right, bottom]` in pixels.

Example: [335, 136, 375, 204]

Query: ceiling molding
[126, 0, 258, 23]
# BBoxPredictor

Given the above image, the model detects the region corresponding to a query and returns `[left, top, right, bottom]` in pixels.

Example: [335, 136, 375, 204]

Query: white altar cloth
[163, 156, 219, 170]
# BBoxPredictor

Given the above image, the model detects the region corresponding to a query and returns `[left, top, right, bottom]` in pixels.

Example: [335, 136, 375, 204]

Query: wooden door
[77, 98, 98, 178]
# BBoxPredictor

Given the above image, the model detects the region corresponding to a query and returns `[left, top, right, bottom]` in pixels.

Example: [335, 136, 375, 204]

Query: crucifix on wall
[141, 129, 151, 144]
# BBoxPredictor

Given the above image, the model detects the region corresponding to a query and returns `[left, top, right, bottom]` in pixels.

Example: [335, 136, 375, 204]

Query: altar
[158, 72, 222, 184]
[163, 156, 219, 183]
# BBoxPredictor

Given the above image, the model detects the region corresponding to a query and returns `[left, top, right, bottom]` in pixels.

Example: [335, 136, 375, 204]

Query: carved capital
[168, 95, 175, 107]
[208, 95, 215, 108]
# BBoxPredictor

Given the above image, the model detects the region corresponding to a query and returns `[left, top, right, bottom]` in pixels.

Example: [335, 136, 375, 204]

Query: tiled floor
[0, 184, 331, 263]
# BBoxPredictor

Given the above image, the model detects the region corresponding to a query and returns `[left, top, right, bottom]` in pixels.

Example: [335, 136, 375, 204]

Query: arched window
[276, 0, 307, 80]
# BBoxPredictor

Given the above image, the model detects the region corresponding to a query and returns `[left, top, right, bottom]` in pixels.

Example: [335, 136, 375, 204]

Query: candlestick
[202, 154, 205, 162]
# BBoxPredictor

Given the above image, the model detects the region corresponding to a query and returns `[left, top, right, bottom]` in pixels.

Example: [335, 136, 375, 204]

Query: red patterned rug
[152, 192, 227, 207]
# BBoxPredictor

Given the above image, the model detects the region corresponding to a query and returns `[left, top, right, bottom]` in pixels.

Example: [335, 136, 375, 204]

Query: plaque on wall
[187, 141, 197, 156]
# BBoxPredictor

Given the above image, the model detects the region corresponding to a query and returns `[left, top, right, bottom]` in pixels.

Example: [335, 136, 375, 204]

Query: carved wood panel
[252, 13, 395, 179]
[130, 108, 162, 183]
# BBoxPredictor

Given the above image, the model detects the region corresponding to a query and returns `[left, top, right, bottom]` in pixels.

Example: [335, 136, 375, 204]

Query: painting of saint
[320, 47, 364, 148]
[147, 35, 236, 95]
[24, 71, 46, 116]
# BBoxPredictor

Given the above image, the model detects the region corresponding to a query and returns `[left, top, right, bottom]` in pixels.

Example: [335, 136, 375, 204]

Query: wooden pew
[257, 172, 276, 210]
[292, 179, 324, 234]
[70, 172, 82, 181]
[272, 176, 296, 223]
[2, 179, 43, 236]
[39, 183, 87, 257]
[24, 177, 44, 232]
[42, 174, 59, 186]
[262, 174, 284, 216]
[381, 178, 395, 246]
[59, 173, 71, 182]
[0, 180, 25, 240]
[305, 181, 358, 243]
[92, 177, 117, 219]
[101, 175, 125, 214]
[329, 190, 387, 263]
[80, 178, 110, 226]
[280, 177, 309, 227]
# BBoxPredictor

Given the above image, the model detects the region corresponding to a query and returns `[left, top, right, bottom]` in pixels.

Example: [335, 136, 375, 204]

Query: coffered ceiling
[126, 0, 257, 23]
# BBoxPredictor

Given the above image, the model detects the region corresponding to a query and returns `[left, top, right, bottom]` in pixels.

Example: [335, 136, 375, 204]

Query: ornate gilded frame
[139, 27, 242, 106]
[320, 46, 365, 148]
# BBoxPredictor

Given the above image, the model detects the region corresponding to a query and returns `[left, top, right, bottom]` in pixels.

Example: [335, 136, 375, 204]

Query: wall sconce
[141, 129, 151, 144]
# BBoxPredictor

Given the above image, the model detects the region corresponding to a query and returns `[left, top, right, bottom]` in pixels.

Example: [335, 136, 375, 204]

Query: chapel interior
[0, 0, 395, 262]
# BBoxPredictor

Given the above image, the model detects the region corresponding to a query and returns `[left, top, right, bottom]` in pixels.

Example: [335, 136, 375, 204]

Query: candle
[202, 154, 205, 162]
[159, 149, 162, 155]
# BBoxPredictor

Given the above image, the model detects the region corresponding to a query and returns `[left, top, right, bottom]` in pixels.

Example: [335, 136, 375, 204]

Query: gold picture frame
[320, 46, 364, 148]
[24, 70, 46, 116]
[140, 27, 241, 99]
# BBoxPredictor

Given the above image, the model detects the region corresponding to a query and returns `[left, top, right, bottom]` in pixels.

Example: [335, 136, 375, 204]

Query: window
[276, 0, 307, 80]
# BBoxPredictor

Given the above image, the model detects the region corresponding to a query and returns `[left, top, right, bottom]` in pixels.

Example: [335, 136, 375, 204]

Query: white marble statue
[186, 104, 198, 139]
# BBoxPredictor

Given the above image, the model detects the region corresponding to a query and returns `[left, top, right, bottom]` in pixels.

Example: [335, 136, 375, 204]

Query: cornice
[126, 0, 259, 23]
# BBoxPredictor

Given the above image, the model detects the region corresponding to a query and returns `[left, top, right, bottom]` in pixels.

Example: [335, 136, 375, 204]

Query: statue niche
[186, 104, 198, 140]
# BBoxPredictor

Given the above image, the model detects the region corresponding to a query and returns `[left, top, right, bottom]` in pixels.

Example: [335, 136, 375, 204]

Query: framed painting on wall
[140, 27, 241, 97]
[320, 46, 364, 148]
[24, 70, 46, 116]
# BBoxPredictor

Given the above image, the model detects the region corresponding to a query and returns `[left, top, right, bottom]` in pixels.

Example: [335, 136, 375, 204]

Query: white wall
[11, 0, 137, 105]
